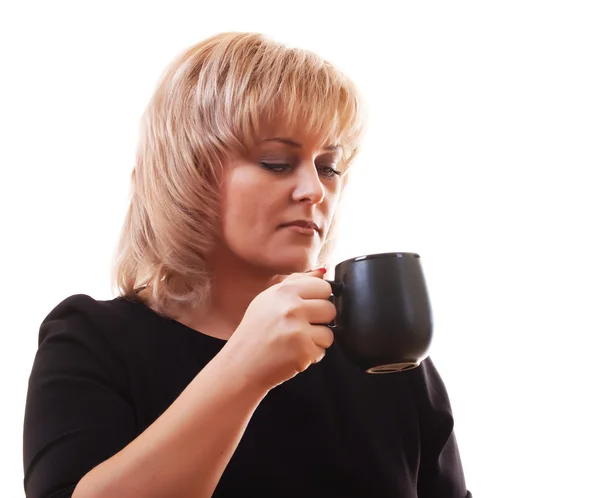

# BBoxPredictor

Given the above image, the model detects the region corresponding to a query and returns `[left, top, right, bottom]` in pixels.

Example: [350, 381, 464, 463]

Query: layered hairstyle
[112, 32, 367, 315]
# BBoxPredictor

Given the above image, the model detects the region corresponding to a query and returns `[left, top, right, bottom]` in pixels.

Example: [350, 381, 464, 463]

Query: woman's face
[217, 126, 344, 274]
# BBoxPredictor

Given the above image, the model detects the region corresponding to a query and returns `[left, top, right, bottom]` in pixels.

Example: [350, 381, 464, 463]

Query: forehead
[256, 120, 341, 152]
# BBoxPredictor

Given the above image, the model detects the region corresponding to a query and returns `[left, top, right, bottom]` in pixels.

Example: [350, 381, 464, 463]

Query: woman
[23, 32, 472, 498]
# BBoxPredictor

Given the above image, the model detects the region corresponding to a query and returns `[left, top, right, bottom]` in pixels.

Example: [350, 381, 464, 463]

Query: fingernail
[317, 267, 327, 274]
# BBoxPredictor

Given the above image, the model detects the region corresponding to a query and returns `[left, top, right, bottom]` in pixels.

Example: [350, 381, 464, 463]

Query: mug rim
[334, 251, 420, 270]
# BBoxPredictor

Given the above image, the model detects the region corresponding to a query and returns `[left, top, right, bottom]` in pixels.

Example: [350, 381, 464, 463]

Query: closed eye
[260, 162, 341, 179]
[317, 166, 342, 179]
[259, 162, 292, 173]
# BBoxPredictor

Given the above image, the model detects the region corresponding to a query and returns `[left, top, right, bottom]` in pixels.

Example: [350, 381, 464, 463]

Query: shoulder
[41, 294, 122, 334]
[38, 293, 152, 358]
[41, 292, 135, 326]
[32, 294, 166, 393]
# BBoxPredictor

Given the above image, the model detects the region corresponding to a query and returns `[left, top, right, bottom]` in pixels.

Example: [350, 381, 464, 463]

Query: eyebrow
[262, 137, 341, 152]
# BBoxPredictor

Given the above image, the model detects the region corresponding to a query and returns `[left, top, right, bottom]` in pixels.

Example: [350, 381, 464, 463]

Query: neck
[176, 251, 281, 340]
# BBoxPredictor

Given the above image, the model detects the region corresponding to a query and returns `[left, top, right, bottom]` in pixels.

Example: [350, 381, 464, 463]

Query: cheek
[222, 194, 257, 237]
[221, 170, 272, 239]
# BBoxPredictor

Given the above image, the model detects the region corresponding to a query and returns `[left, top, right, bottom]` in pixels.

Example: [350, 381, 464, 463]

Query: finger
[309, 324, 335, 350]
[269, 273, 289, 286]
[307, 343, 327, 366]
[269, 269, 324, 288]
[302, 299, 337, 325]
[286, 276, 332, 300]
[284, 269, 326, 281]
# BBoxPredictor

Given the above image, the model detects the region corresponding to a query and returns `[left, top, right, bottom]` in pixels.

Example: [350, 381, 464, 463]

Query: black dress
[23, 294, 472, 498]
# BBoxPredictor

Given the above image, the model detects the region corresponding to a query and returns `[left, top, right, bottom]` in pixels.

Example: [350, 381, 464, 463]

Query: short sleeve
[23, 295, 137, 498]
[408, 357, 472, 498]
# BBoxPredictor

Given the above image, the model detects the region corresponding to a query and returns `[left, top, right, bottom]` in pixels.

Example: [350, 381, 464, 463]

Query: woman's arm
[25, 273, 332, 498]
[408, 358, 472, 498]
[73, 343, 266, 498]
[23, 298, 267, 498]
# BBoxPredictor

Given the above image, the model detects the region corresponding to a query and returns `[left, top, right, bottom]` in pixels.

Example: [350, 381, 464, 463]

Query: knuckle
[289, 325, 305, 340]
[273, 281, 291, 296]
[313, 349, 326, 364]
[284, 322, 306, 346]
[298, 360, 311, 372]
[282, 299, 303, 319]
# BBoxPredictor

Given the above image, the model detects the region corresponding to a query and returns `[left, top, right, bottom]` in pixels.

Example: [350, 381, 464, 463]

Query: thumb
[305, 267, 327, 278]
[269, 268, 326, 286]
[268, 273, 288, 286]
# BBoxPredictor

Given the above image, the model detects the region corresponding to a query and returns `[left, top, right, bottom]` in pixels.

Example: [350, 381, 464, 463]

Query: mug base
[366, 362, 419, 374]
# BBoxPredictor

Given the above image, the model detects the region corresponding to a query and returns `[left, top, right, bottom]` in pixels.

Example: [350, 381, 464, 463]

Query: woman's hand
[222, 269, 336, 391]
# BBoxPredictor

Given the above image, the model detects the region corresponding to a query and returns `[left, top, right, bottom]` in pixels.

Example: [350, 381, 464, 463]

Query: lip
[279, 220, 320, 235]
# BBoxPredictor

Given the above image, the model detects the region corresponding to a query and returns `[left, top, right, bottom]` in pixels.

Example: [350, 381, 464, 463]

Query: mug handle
[325, 279, 344, 297]
[324, 280, 344, 331]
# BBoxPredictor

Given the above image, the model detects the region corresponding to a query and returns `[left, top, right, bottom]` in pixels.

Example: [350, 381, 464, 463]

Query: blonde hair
[111, 32, 367, 315]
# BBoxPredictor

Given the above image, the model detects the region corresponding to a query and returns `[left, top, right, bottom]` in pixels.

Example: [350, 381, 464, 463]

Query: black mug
[326, 252, 433, 374]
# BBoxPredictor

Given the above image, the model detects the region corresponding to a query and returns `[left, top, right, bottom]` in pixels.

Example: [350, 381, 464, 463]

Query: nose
[291, 162, 326, 204]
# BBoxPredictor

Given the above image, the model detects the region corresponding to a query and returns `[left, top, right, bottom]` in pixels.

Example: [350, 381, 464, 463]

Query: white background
[2, 1, 599, 496]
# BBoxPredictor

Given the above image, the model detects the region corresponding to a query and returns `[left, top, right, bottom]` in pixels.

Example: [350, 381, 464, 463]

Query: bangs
[194, 34, 366, 164]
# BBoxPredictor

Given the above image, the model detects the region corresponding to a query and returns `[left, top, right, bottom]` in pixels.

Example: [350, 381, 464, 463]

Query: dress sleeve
[23, 296, 138, 498]
[408, 357, 472, 498]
